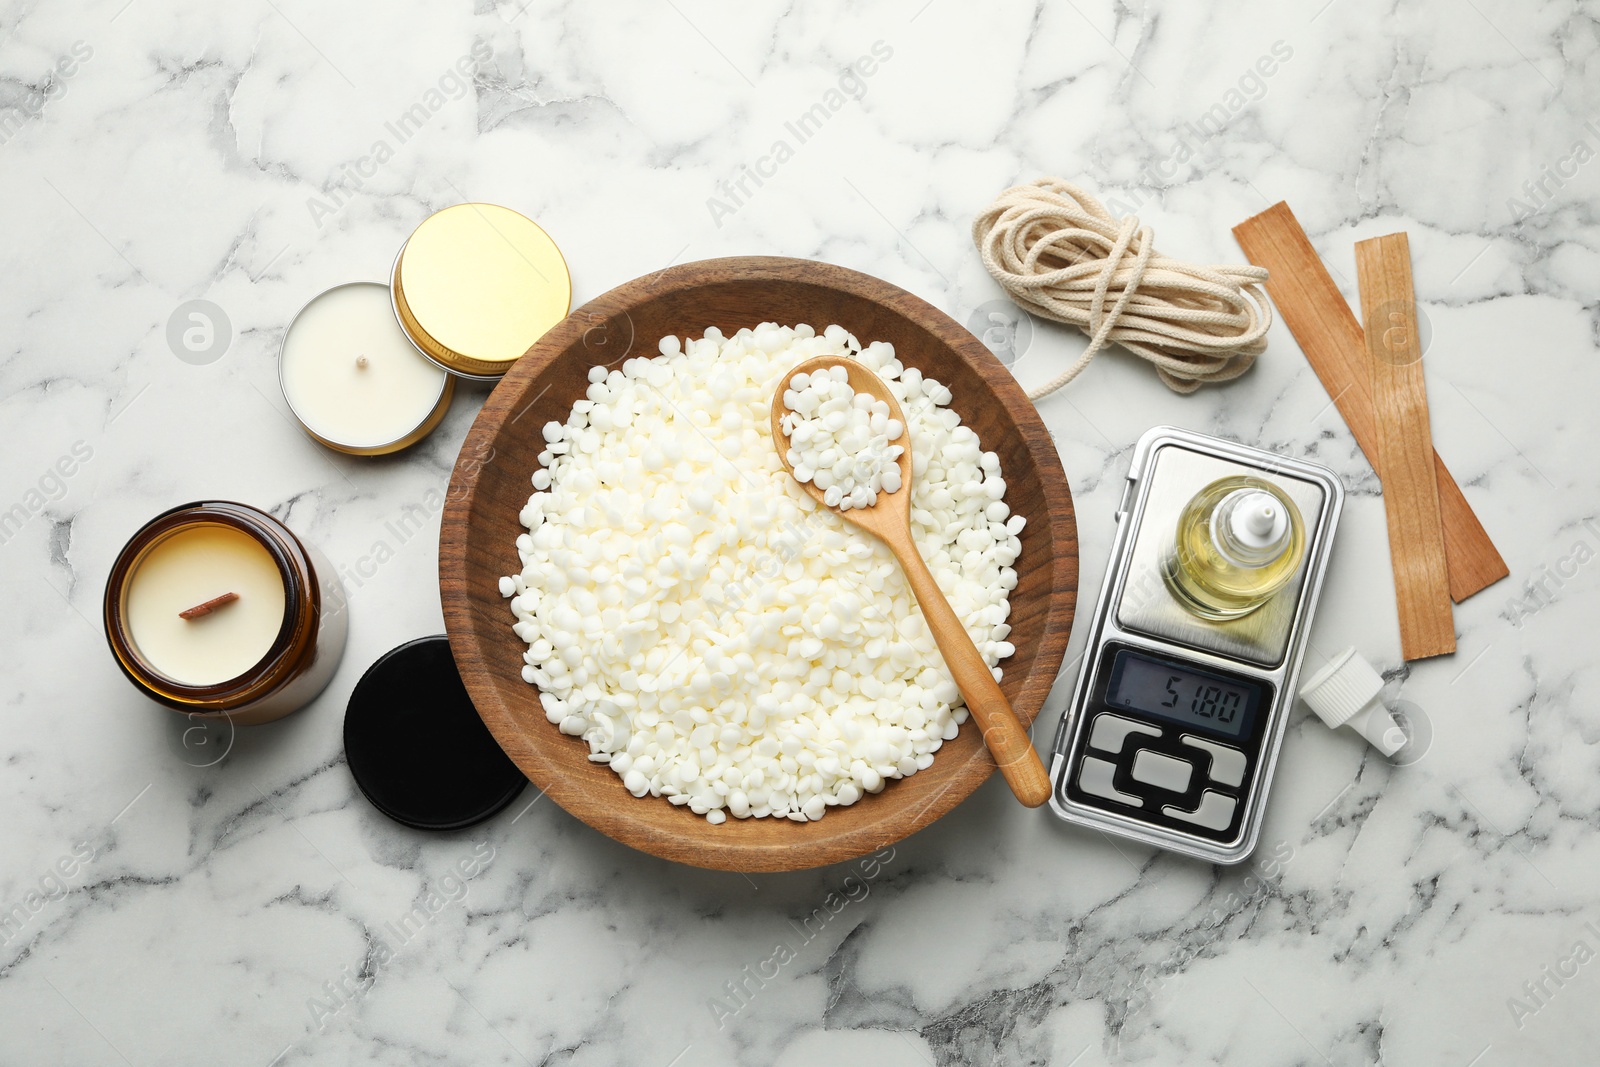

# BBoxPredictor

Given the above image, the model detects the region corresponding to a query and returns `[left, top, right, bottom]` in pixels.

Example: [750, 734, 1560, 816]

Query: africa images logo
[967, 299, 1034, 369]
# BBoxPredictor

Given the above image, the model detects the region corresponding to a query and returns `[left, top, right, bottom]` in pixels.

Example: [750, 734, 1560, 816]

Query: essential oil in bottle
[1162, 476, 1306, 621]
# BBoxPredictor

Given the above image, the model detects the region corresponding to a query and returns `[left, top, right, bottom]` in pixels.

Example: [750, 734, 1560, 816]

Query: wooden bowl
[440, 257, 1077, 872]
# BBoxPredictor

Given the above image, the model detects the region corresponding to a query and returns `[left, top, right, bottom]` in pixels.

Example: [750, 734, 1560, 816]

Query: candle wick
[356, 355, 369, 369]
[179, 591, 239, 620]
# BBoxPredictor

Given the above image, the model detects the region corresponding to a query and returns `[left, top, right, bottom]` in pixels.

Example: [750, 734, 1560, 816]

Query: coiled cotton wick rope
[972, 178, 1272, 399]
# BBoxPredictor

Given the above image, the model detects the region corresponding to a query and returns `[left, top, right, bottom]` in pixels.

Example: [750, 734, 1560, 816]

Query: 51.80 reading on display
[1106, 650, 1259, 738]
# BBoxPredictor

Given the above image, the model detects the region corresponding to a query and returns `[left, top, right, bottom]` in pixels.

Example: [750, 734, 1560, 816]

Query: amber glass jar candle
[103, 502, 347, 725]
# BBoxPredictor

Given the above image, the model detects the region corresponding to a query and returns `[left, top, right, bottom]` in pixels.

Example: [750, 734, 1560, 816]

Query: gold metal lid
[391, 203, 572, 379]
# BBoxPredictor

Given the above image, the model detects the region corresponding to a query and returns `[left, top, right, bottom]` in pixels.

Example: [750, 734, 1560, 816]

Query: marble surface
[2, 0, 1597, 1063]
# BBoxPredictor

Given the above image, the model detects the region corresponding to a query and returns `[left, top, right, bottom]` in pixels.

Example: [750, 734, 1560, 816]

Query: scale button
[1087, 713, 1161, 754]
[1077, 756, 1143, 806]
[1181, 735, 1247, 787]
[1163, 791, 1236, 831]
[1131, 749, 1193, 793]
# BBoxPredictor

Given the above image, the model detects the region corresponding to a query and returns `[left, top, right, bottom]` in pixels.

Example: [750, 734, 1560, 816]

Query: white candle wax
[124, 524, 287, 686]
[281, 282, 451, 453]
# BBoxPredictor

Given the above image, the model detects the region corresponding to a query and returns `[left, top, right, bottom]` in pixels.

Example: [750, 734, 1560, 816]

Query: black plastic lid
[344, 635, 526, 830]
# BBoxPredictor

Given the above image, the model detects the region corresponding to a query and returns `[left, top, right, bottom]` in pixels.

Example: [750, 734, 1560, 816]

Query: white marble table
[3, 0, 1596, 1063]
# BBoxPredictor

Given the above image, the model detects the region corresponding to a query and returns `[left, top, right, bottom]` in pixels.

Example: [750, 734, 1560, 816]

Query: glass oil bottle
[1162, 476, 1305, 621]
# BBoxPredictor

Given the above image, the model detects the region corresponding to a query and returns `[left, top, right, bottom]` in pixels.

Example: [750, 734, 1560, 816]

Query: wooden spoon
[770, 355, 1053, 808]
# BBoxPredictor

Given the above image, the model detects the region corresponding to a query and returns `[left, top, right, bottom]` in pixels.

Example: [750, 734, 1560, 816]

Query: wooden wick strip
[179, 592, 239, 620]
[1355, 233, 1456, 660]
[1232, 202, 1508, 602]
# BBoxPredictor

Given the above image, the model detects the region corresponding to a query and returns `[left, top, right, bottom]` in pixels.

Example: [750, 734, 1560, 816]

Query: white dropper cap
[1229, 491, 1289, 549]
[1298, 647, 1407, 756]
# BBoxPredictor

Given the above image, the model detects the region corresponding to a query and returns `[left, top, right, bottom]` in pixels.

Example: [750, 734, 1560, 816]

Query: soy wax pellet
[500, 322, 1022, 823]
[779, 372, 904, 512]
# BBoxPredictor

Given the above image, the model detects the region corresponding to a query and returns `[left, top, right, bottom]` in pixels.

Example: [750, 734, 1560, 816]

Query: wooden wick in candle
[356, 355, 369, 369]
[179, 591, 239, 620]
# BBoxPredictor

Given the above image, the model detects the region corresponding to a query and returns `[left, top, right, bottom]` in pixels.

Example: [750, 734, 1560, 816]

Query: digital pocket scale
[1048, 427, 1344, 864]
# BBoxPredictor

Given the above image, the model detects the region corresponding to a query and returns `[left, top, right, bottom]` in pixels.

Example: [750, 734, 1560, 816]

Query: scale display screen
[1106, 650, 1262, 738]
